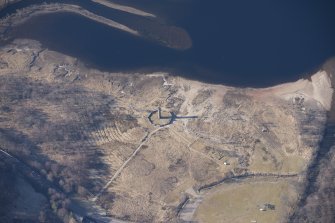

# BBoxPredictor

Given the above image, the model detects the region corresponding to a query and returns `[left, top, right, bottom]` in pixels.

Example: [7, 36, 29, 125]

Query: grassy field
[194, 180, 298, 223]
[249, 141, 306, 174]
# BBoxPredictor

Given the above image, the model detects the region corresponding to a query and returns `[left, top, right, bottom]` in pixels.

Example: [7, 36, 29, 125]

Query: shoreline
[91, 0, 156, 18]
[0, 0, 21, 10]
[0, 3, 139, 39]
[0, 2, 192, 50]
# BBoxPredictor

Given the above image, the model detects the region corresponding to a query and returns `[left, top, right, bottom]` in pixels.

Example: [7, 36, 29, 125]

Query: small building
[261, 126, 268, 132]
[264, 203, 275, 210]
[148, 107, 198, 127]
[259, 203, 275, 211]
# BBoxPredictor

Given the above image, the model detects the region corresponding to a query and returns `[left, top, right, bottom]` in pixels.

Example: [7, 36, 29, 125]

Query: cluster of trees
[47, 188, 76, 223]
[0, 74, 115, 221]
[26, 157, 85, 222]
[29, 157, 86, 196]
[290, 146, 335, 222]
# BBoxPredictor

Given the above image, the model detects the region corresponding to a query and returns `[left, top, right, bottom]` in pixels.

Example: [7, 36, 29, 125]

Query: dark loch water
[3, 0, 335, 87]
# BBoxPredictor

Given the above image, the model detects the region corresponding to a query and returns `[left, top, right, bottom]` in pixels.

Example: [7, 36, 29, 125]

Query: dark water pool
[4, 0, 335, 87]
